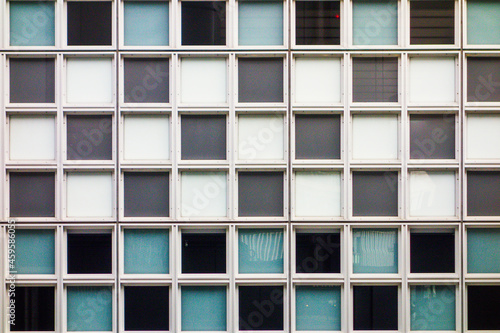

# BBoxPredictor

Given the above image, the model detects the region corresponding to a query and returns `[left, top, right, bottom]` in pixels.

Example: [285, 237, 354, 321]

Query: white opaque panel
[10, 115, 55, 160]
[467, 114, 500, 159]
[123, 115, 170, 160]
[181, 58, 227, 104]
[181, 172, 227, 217]
[352, 115, 398, 160]
[409, 171, 456, 217]
[238, 115, 284, 160]
[294, 57, 341, 104]
[66, 58, 113, 103]
[409, 57, 455, 103]
[66, 173, 113, 217]
[295, 171, 341, 217]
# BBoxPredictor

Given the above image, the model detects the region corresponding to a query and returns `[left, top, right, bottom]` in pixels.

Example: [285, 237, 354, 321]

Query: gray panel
[467, 171, 500, 216]
[67, 115, 112, 160]
[467, 57, 500, 102]
[124, 172, 169, 217]
[352, 171, 398, 216]
[182, 1, 226, 45]
[124, 58, 169, 103]
[10, 172, 55, 217]
[295, 115, 340, 159]
[181, 115, 226, 160]
[353, 57, 398, 102]
[410, 1, 455, 45]
[238, 58, 283, 103]
[10, 58, 55, 103]
[238, 172, 284, 216]
[410, 114, 455, 159]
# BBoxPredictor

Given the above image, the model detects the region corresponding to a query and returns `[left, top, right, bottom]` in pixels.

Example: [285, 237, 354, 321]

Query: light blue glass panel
[238, 1, 283, 45]
[467, 228, 500, 273]
[410, 285, 456, 331]
[181, 286, 227, 331]
[296, 286, 341, 331]
[353, 229, 398, 273]
[124, 229, 169, 274]
[468, 0, 500, 45]
[67, 286, 112, 331]
[10, 1, 55, 46]
[13, 229, 55, 274]
[239, 229, 284, 273]
[124, 1, 169, 46]
[353, 0, 398, 45]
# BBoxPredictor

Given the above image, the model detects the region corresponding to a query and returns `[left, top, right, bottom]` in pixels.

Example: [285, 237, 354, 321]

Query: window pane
[238, 115, 284, 160]
[67, 115, 112, 160]
[296, 286, 341, 331]
[10, 287, 55, 331]
[66, 58, 113, 104]
[409, 57, 456, 103]
[353, 286, 398, 330]
[10, 58, 55, 103]
[353, 229, 398, 274]
[124, 229, 169, 274]
[295, 114, 341, 159]
[67, 1, 111, 45]
[67, 286, 112, 331]
[352, 57, 398, 103]
[410, 114, 455, 159]
[352, 0, 397, 45]
[467, 114, 500, 159]
[181, 115, 226, 160]
[410, 232, 455, 273]
[295, 1, 340, 45]
[467, 57, 500, 102]
[352, 171, 398, 216]
[10, 115, 55, 160]
[181, 57, 227, 103]
[182, 1, 226, 45]
[238, 1, 283, 45]
[295, 171, 341, 217]
[123, 114, 169, 160]
[14, 229, 55, 274]
[296, 232, 340, 274]
[67, 233, 112, 274]
[409, 171, 456, 217]
[124, 58, 169, 103]
[468, 286, 500, 330]
[182, 286, 227, 331]
[410, 0, 454, 44]
[411, 285, 455, 330]
[66, 172, 113, 217]
[238, 172, 284, 217]
[238, 58, 283, 103]
[294, 57, 341, 104]
[125, 286, 169, 331]
[124, 172, 169, 217]
[468, 0, 500, 45]
[10, 172, 55, 217]
[467, 228, 500, 273]
[10, 1, 55, 46]
[182, 232, 226, 273]
[181, 172, 227, 217]
[352, 114, 398, 160]
[239, 229, 284, 274]
[124, 1, 169, 46]
[239, 286, 284, 330]
[467, 171, 500, 216]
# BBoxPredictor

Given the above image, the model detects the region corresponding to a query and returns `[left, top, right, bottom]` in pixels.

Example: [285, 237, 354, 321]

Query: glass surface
[238, 115, 284, 160]
[409, 171, 456, 217]
[467, 171, 500, 216]
[124, 58, 169, 103]
[182, 232, 226, 273]
[238, 58, 283, 103]
[353, 0, 397, 45]
[123, 114, 170, 160]
[410, 0, 454, 44]
[239, 229, 284, 273]
[295, 1, 340, 45]
[352, 57, 398, 102]
[181, 286, 227, 331]
[353, 229, 398, 274]
[294, 57, 342, 104]
[467, 114, 500, 159]
[13, 229, 55, 274]
[296, 232, 341, 274]
[467, 228, 500, 273]
[468, 286, 500, 330]
[352, 114, 398, 160]
[181, 57, 227, 103]
[67, 115, 112, 160]
[182, 115, 226, 160]
[67, 1, 111, 45]
[238, 1, 283, 45]
[124, 172, 169, 217]
[67, 233, 112, 274]
[124, 286, 169, 330]
[67, 286, 112, 331]
[409, 57, 456, 103]
[411, 232, 455, 273]
[411, 285, 456, 330]
[10, 115, 55, 160]
[124, 1, 169, 46]
[124, 229, 169, 274]
[468, 0, 500, 44]
[295, 114, 341, 159]
[467, 57, 500, 102]
[410, 114, 455, 159]
[238, 172, 284, 217]
[10, 58, 55, 103]
[295, 171, 341, 217]
[182, 1, 226, 45]
[239, 286, 284, 330]
[181, 172, 227, 217]
[66, 172, 113, 217]
[352, 171, 398, 217]
[296, 286, 341, 331]
[353, 286, 398, 330]
[10, 1, 55, 46]
[10, 172, 55, 217]
[66, 58, 113, 104]
[10, 287, 55, 331]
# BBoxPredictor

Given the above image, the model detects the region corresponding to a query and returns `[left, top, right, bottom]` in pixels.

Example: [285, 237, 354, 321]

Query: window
[352, 57, 398, 103]
[181, 1, 226, 45]
[467, 286, 500, 330]
[124, 286, 169, 331]
[67, 115, 112, 160]
[124, 172, 169, 217]
[180, 57, 227, 103]
[296, 231, 340, 273]
[352, 171, 398, 216]
[410, 285, 455, 330]
[294, 57, 341, 104]
[9, 115, 55, 160]
[10, 172, 55, 217]
[295, 114, 341, 159]
[10, 1, 55, 46]
[67, 232, 112, 274]
[410, 231, 455, 273]
[124, 229, 169, 274]
[180, 171, 227, 217]
[353, 229, 398, 273]
[238, 1, 283, 45]
[467, 228, 500, 273]
[9, 58, 55, 103]
[123, 114, 170, 160]
[410, 0, 454, 45]
[13, 229, 55, 274]
[181, 115, 226, 160]
[467, 114, 500, 159]
[295, 0, 340, 45]
[10, 287, 55, 331]
[238, 172, 284, 217]
[238, 57, 283, 103]
[239, 228, 284, 273]
[124, 1, 169, 46]
[67, 286, 113, 331]
[238, 114, 284, 160]
[352, 114, 398, 160]
[468, 0, 500, 45]
[66, 57, 113, 104]
[467, 171, 500, 216]
[182, 231, 226, 273]
[66, 172, 113, 217]
[467, 57, 500, 102]
[182, 286, 227, 331]
[410, 114, 455, 159]
[124, 58, 169, 103]
[294, 171, 341, 217]
[353, 286, 398, 330]
[296, 286, 341, 331]
[352, 0, 398, 45]
[409, 57, 456, 103]
[67, 1, 112, 46]
[239, 286, 284, 330]
[409, 171, 456, 217]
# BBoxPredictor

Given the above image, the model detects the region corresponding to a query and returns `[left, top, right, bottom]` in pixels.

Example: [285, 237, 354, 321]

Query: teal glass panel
[10, 1, 55, 46]
[353, 0, 398, 45]
[124, 1, 169, 46]
[296, 286, 341, 331]
[181, 286, 227, 331]
[12, 229, 55, 274]
[468, 0, 500, 45]
[67, 286, 112, 331]
[124, 229, 169, 274]
[353, 229, 398, 273]
[467, 228, 500, 273]
[239, 229, 284, 273]
[410, 285, 456, 331]
[238, 1, 283, 45]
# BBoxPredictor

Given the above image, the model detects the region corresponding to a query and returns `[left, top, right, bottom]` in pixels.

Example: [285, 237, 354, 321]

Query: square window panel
[467, 228, 500, 273]
[123, 114, 169, 160]
[9, 58, 55, 103]
[181, 57, 227, 104]
[239, 228, 284, 274]
[239, 286, 284, 330]
[352, 57, 398, 103]
[468, 0, 500, 45]
[124, 58, 169, 103]
[124, 172, 169, 217]
[10, 1, 55, 46]
[295, 114, 341, 159]
[296, 286, 341, 331]
[352, 171, 398, 216]
[352, 114, 398, 160]
[467, 286, 500, 330]
[238, 172, 284, 217]
[410, 0, 454, 44]
[67, 232, 112, 274]
[410, 114, 455, 159]
[67, 1, 111, 45]
[67, 286, 112, 331]
[181, 115, 226, 160]
[409, 171, 456, 217]
[353, 286, 398, 330]
[296, 232, 340, 274]
[467, 171, 500, 216]
[124, 229, 169, 274]
[66, 172, 113, 217]
[182, 231, 226, 273]
[467, 57, 500, 102]
[295, 1, 340, 45]
[238, 1, 283, 45]
[238, 115, 284, 160]
[10, 172, 55, 217]
[353, 229, 398, 274]
[182, 1, 226, 45]
[182, 286, 227, 331]
[410, 231, 455, 273]
[238, 58, 283, 103]
[10, 287, 55, 331]
[124, 1, 169, 46]
[410, 285, 456, 331]
[409, 57, 456, 103]
[294, 57, 341, 104]
[66, 57, 113, 104]
[9, 115, 55, 160]
[352, 0, 398, 45]
[13, 229, 55, 274]
[125, 286, 169, 331]
[295, 171, 341, 217]
[467, 114, 500, 159]
[181, 172, 227, 217]
[67, 115, 112, 160]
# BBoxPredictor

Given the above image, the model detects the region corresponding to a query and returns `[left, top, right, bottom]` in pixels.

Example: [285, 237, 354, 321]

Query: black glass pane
[467, 57, 500, 102]
[410, 0, 454, 44]
[410, 114, 455, 159]
[182, 233, 226, 273]
[181, 115, 227, 160]
[67, 115, 112, 160]
[353, 286, 398, 330]
[238, 58, 283, 103]
[67, 233, 112, 274]
[67, 2, 112, 45]
[124, 172, 169, 217]
[124, 286, 169, 331]
[239, 286, 284, 331]
[468, 286, 500, 330]
[124, 58, 169, 103]
[238, 172, 284, 217]
[10, 58, 55, 103]
[10, 172, 55, 217]
[296, 1, 340, 45]
[410, 232, 455, 273]
[10, 287, 55, 331]
[467, 171, 500, 216]
[295, 115, 341, 159]
[182, 1, 226, 45]
[353, 57, 398, 103]
[296, 232, 340, 273]
[352, 171, 398, 216]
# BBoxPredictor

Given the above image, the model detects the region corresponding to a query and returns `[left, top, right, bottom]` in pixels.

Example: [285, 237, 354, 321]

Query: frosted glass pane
[66, 172, 113, 217]
[238, 1, 283, 45]
[410, 285, 456, 330]
[124, 1, 169, 46]
[410, 57, 455, 103]
[295, 57, 341, 104]
[181, 58, 227, 103]
[14, 229, 55, 274]
[353, 0, 398, 45]
[10, 115, 55, 160]
[467, 114, 500, 159]
[124, 115, 169, 160]
[409, 171, 456, 217]
[296, 286, 341, 331]
[10, 1, 55, 46]
[66, 58, 113, 104]
[124, 229, 169, 274]
[239, 229, 284, 273]
[468, 0, 500, 45]
[238, 115, 284, 160]
[182, 286, 227, 331]
[295, 171, 341, 217]
[352, 114, 398, 160]
[67, 286, 112, 331]
[467, 228, 500, 273]
[181, 172, 227, 217]
[353, 229, 398, 273]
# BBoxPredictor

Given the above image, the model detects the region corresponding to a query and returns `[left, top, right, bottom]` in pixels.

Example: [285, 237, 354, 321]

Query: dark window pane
[353, 286, 398, 330]
[67, 233, 112, 274]
[410, 0, 454, 44]
[238, 58, 283, 103]
[239, 286, 284, 330]
[10, 58, 55, 103]
[468, 286, 500, 330]
[410, 232, 455, 273]
[295, 115, 340, 159]
[352, 171, 398, 216]
[181, 115, 226, 160]
[124, 172, 169, 217]
[10, 287, 55, 331]
[238, 172, 284, 217]
[182, 1, 226, 45]
[410, 114, 455, 159]
[67, 115, 112, 160]
[467, 57, 500, 102]
[353, 57, 398, 102]
[124, 58, 169, 103]
[467, 171, 500, 216]
[182, 232, 226, 273]
[10, 172, 55, 217]
[296, 232, 340, 273]
[296, 1, 340, 45]
[67, 2, 112, 45]
[124, 286, 169, 331]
